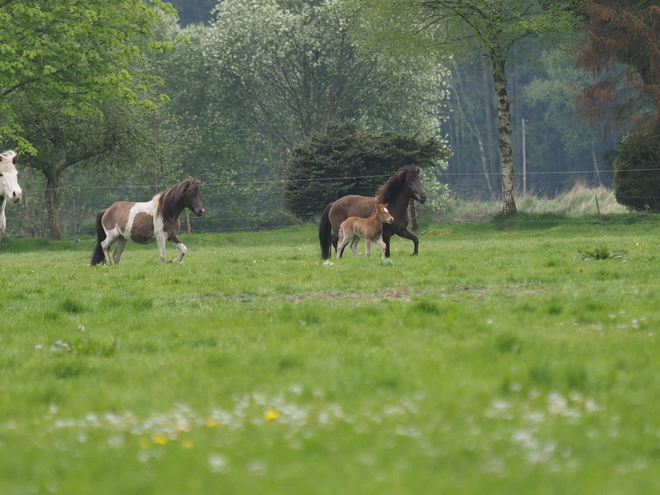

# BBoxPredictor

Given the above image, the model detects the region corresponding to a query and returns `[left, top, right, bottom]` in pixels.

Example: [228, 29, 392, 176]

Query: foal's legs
[375, 237, 388, 259]
[336, 229, 351, 259]
[349, 236, 361, 257]
[364, 239, 372, 256]
[113, 238, 127, 264]
[169, 234, 187, 263]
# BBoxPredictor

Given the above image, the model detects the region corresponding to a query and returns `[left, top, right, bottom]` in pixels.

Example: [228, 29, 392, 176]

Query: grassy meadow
[1, 213, 660, 494]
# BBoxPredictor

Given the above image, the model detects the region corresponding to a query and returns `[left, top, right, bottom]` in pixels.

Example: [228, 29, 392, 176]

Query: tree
[576, 0, 660, 132]
[160, 0, 449, 229]
[152, 21, 288, 231]
[612, 129, 660, 211]
[575, 1, 660, 210]
[203, 0, 448, 148]
[355, 0, 579, 215]
[285, 122, 450, 217]
[16, 99, 169, 239]
[0, 0, 175, 153]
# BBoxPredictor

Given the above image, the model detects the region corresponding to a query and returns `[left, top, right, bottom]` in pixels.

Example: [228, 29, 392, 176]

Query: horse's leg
[364, 238, 372, 257]
[382, 232, 392, 258]
[398, 228, 420, 256]
[336, 232, 351, 258]
[0, 199, 6, 242]
[375, 237, 387, 259]
[101, 233, 118, 265]
[113, 238, 127, 264]
[336, 234, 350, 259]
[350, 236, 360, 257]
[156, 233, 168, 263]
[169, 234, 187, 263]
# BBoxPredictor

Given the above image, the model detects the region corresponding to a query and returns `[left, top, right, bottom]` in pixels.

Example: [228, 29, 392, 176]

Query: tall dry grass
[430, 183, 627, 223]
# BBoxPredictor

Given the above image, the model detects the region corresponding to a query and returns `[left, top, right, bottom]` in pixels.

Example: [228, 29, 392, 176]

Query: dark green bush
[614, 127, 660, 211]
[285, 122, 449, 218]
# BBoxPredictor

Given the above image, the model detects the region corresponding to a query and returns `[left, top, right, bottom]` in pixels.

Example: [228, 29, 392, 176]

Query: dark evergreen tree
[614, 125, 660, 211]
[285, 122, 449, 218]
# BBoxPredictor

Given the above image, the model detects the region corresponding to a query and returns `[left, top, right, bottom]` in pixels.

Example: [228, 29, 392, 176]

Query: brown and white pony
[319, 166, 426, 259]
[90, 177, 204, 265]
[0, 150, 22, 243]
[336, 203, 394, 259]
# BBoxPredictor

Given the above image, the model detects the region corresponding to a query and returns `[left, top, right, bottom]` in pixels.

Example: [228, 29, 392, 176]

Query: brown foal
[336, 203, 394, 259]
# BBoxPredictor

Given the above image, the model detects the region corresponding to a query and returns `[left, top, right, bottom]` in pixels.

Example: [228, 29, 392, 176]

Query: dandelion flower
[152, 434, 167, 445]
[264, 408, 280, 421]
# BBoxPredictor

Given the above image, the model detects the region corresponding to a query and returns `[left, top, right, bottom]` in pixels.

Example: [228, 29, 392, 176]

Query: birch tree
[355, 0, 578, 215]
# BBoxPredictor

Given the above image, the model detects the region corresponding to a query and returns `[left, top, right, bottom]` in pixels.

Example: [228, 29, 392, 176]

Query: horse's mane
[156, 176, 200, 222]
[375, 166, 419, 203]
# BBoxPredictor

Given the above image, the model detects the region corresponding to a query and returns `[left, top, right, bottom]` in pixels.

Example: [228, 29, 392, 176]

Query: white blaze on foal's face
[378, 204, 394, 224]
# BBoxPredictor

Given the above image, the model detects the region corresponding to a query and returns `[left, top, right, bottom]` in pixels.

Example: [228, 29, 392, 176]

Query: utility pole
[521, 118, 527, 197]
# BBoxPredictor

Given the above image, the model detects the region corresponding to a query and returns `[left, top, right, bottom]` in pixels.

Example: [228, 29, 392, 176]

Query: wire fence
[2, 167, 648, 246]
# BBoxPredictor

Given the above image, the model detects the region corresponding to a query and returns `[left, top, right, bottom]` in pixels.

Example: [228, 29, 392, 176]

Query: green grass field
[2, 213, 660, 494]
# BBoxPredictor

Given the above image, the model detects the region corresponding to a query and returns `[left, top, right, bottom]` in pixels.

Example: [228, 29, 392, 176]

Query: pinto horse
[0, 150, 22, 243]
[91, 177, 205, 265]
[337, 203, 394, 259]
[319, 166, 426, 259]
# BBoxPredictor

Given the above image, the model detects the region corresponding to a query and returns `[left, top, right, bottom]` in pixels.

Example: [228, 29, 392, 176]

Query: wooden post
[409, 199, 418, 231]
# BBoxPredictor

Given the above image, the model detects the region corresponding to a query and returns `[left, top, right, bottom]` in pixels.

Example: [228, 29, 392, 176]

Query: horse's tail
[90, 210, 107, 266]
[319, 202, 334, 260]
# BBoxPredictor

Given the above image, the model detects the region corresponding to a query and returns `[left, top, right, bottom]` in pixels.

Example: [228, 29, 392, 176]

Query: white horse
[0, 150, 22, 243]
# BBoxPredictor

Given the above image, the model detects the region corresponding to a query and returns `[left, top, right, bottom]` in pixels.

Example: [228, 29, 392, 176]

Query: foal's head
[376, 203, 394, 224]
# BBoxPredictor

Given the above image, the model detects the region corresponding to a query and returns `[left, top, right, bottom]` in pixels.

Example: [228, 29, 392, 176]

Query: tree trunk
[492, 52, 517, 216]
[45, 172, 63, 240]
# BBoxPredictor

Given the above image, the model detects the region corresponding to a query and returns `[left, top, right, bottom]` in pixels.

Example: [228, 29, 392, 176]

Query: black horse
[319, 166, 426, 259]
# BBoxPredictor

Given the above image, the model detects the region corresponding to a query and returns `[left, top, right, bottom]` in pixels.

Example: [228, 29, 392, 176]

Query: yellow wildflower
[264, 408, 280, 421]
[152, 434, 167, 445]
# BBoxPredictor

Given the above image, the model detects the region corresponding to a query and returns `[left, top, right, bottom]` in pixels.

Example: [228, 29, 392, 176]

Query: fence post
[71, 187, 78, 250]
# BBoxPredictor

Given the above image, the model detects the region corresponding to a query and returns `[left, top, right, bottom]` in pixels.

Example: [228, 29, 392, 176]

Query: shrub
[285, 122, 450, 218]
[614, 127, 660, 211]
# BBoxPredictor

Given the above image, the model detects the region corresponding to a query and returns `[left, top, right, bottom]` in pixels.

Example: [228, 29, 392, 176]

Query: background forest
[0, 1, 650, 240]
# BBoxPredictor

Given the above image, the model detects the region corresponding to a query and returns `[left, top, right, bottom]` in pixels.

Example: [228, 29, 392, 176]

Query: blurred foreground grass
[1, 216, 660, 494]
